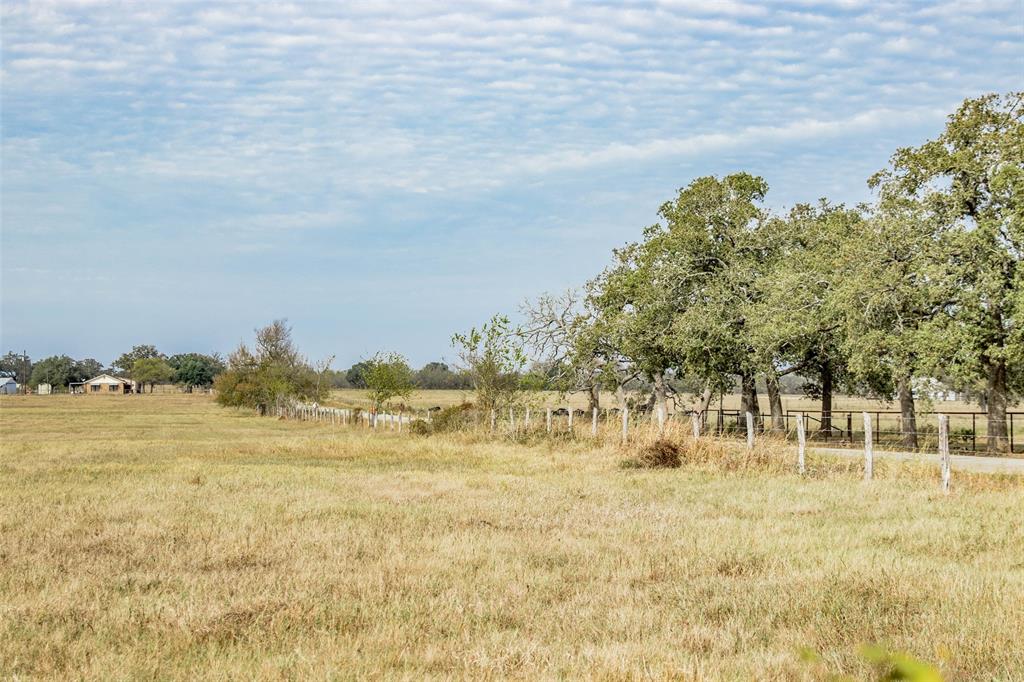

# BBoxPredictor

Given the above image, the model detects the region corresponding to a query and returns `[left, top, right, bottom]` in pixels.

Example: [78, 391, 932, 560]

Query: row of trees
[335, 360, 472, 390]
[213, 322, 430, 417]
[0, 347, 225, 393]
[502, 92, 1021, 452]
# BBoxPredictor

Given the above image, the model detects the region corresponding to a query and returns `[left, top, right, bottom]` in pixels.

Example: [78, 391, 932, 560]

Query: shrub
[408, 419, 432, 436]
[636, 439, 682, 468]
[431, 402, 477, 433]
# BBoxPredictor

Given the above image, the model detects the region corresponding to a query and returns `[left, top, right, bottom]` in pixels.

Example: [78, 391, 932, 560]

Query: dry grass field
[2, 394, 1023, 680]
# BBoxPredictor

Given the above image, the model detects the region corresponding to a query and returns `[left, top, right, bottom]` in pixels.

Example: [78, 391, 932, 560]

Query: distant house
[0, 377, 18, 395]
[73, 374, 137, 395]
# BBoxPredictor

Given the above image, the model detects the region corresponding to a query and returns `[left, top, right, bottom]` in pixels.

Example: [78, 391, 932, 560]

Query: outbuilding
[0, 377, 18, 395]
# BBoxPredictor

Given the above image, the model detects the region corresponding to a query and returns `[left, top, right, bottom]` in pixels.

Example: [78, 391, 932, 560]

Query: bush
[636, 439, 682, 468]
[431, 402, 477, 433]
[408, 419, 432, 436]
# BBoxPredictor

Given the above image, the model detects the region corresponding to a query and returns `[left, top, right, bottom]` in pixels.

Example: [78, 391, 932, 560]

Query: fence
[700, 408, 1022, 454]
[273, 401, 1021, 455]
[272, 401, 970, 492]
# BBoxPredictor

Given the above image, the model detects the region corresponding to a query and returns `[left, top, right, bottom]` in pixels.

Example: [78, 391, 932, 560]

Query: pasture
[1, 394, 1023, 679]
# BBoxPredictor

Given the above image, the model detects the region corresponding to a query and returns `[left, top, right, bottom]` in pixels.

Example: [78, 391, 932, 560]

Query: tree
[363, 352, 415, 414]
[168, 353, 225, 391]
[621, 173, 771, 421]
[520, 290, 604, 410]
[415, 362, 472, 389]
[452, 315, 528, 413]
[215, 320, 324, 414]
[345, 361, 371, 389]
[828, 201, 950, 449]
[749, 201, 862, 433]
[0, 351, 32, 386]
[114, 345, 163, 374]
[131, 357, 175, 393]
[871, 92, 1023, 452]
[74, 358, 103, 380]
[29, 355, 82, 390]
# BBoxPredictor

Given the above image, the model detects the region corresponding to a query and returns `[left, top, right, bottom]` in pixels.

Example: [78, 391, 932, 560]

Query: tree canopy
[215, 320, 324, 413]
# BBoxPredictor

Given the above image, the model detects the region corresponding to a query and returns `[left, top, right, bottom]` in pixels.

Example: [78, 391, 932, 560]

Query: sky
[1, 0, 1022, 368]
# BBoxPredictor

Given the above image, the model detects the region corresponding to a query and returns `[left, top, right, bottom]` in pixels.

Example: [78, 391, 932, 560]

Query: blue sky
[2, 1, 1021, 368]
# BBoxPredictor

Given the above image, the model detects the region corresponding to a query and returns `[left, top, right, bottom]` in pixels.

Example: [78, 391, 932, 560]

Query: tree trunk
[766, 373, 785, 431]
[587, 381, 600, 412]
[616, 382, 627, 412]
[739, 373, 760, 428]
[698, 383, 714, 429]
[652, 372, 668, 420]
[897, 375, 918, 450]
[986, 357, 1009, 453]
[819, 360, 833, 435]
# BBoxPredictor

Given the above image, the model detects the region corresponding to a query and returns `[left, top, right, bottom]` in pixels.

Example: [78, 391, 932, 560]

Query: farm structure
[0, 377, 18, 395]
[71, 374, 137, 395]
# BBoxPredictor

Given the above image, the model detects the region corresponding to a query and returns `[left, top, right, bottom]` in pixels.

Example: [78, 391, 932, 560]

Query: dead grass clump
[635, 439, 682, 468]
[431, 402, 476, 433]
[408, 419, 432, 436]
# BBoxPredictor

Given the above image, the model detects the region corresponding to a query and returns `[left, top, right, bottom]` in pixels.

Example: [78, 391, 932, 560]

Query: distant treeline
[0, 347, 481, 393]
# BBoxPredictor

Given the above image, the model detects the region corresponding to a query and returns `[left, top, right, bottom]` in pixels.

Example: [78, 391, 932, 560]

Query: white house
[73, 374, 137, 395]
[0, 377, 18, 395]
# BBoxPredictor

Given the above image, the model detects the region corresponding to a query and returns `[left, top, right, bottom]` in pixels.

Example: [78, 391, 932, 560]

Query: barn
[74, 374, 136, 395]
[0, 377, 18, 395]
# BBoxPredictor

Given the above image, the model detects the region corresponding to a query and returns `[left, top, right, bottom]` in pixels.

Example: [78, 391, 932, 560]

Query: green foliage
[29, 355, 83, 389]
[0, 351, 32, 384]
[870, 91, 1022, 450]
[415, 361, 472, 389]
[860, 645, 943, 681]
[452, 315, 528, 413]
[131, 357, 175, 392]
[168, 353, 225, 390]
[363, 352, 415, 413]
[114, 345, 163, 374]
[215, 320, 324, 413]
[345, 361, 370, 389]
[75, 358, 103, 379]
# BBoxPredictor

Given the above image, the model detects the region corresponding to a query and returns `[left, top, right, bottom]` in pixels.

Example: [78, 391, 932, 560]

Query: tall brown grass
[1, 394, 1022, 680]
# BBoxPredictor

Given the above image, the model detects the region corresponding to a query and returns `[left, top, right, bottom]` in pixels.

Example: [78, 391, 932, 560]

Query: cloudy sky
[2, 1, 1021, 367]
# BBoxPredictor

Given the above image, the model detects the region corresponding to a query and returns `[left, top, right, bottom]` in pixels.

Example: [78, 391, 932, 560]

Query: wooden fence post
[622, 407, 629, 444]
[592, 407, 598, 437]
[745, 412, 754, 449]
[691, 412, 701, 440]
[546, 408, 552, 433]
[490, 409, 496, 433]
[509, 407, 515, 433]
[796, 413, 806, 475]
[657, 405, 665, 434]
[863, 411, 873, 481]
[525, 407, 531, 429]
[398, 410, 403, 433]
[938, 414, 951, 493]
